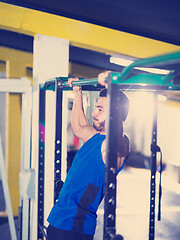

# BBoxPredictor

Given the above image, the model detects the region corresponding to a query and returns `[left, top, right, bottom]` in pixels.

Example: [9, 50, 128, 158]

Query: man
[47, 72, 129, 240]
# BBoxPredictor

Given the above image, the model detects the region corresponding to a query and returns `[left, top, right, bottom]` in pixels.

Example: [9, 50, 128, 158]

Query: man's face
[92, 97, 107, 132]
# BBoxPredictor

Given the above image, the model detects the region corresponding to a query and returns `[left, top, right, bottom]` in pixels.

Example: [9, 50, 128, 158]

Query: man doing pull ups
[47, 71, 130, 240]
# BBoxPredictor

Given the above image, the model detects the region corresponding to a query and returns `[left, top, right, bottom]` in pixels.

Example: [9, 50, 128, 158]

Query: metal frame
[0, 78, 32, 240]
[54, 82, 63, 204]
[103, 75, 123, 240]
[37, 84, 64, 239]
[38, 89, 46, 239]
[37, 82, 102, 239]
[38, 51, 180, 240]
[41, 51, 180, 92]
[149, 93, 158, 240]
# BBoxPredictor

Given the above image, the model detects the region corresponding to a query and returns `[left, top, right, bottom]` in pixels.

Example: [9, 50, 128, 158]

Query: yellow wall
[0, 46, 33, 215]
[1, 2, 180, 58]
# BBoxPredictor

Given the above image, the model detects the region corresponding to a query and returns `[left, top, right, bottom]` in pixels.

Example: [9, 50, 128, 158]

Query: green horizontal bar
[168, 85, 180, 91]
[61, 77, 99, 87]
[40, 77, 99, 91]
[41, 73, 180, 91]
[115, 51, 180, 82]
[111, 73, 174, 86]
[129, 51, 180, 68]
[41, 51, 180, 91]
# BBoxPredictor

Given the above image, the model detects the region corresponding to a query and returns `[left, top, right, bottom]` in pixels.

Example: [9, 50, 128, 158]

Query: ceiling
[0, 0, 180, 96]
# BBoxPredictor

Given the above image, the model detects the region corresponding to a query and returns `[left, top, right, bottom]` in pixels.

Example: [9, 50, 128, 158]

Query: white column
[0, 92, 6, 181]
[31, 34, 69, 240]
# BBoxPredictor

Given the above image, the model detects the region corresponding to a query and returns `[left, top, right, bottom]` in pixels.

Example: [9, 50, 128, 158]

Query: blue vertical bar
[149, 93, 158, 240]
[54, 82, 63, 204]
[38, 89, 46, 240]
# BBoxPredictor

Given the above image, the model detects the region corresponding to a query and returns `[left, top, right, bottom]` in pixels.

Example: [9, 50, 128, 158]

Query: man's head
[92, 88, 129, 133]
[92, 92, 107, 132]
[99, 88, 129, 121]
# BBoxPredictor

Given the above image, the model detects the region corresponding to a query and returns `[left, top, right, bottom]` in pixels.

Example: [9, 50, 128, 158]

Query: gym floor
[1, 167, 180, 240]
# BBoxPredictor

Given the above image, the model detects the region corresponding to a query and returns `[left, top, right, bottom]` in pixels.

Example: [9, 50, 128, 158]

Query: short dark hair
[99, 88, 129, 121]
[99, 88, 107, 97]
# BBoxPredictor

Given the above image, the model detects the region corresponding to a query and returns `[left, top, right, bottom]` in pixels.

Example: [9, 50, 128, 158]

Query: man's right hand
[68, 77, 82, 93]
[98, 71, 111, 88]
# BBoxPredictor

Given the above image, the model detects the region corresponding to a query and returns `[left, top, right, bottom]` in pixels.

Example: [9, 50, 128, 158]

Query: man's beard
[93, 120, 105, 132]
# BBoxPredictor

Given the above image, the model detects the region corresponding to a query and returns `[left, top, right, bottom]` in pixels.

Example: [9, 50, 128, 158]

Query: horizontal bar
[40, 51, 180, 91]
[40, 77, 100, 91]
[41, 74, 180, 91]
[115, 51, 180, 82]
[42, 74, 168, 90]
[111, 73, 174, 86]
[62, 77, 99, 87]
[129, 51, 180, 68]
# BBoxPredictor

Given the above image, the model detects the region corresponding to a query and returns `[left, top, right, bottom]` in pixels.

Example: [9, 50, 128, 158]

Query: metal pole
[38, 89, 46, 239]
[149, 93, 158, 240]
[54, 82, 63, 204]
[21, 89, 32, 240]
[114, 51, 180, 82]
[103, 74, 123, 240]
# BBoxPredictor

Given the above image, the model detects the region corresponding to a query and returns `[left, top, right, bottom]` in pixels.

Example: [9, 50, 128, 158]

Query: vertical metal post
[103, 74, 122, 240]
[54, 82, 63, 204]
[149, 93, 158, 240]
[20, 88, 32, 240]
[38, 89, 46, 240]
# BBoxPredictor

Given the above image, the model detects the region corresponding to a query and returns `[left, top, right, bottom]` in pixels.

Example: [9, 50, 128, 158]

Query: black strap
[158, 150, 163, 221]
[150, 144, 162, 221]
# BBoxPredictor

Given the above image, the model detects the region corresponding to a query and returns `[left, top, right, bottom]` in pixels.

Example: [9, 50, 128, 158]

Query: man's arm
[68, 78, 97, 143]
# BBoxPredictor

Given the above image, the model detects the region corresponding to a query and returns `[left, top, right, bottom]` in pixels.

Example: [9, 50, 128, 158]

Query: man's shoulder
[77, 125, 98, 143]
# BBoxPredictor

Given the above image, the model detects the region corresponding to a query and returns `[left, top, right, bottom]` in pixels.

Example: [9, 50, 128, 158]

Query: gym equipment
[38, 51, 180, 240]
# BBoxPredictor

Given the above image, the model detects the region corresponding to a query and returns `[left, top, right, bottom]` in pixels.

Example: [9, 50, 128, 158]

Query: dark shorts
[47, 225, 94, 240]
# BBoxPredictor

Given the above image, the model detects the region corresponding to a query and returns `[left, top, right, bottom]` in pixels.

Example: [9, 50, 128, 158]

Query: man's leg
[47, 225, 76, 240]
[75, 231, 94, 240]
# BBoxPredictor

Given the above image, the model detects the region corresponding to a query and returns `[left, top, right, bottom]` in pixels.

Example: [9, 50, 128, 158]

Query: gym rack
[38, 51, 180, 240]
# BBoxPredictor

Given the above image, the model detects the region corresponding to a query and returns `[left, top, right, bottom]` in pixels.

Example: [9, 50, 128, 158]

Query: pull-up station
[38, 51, 180, 240]
[41, 51, 180, 91]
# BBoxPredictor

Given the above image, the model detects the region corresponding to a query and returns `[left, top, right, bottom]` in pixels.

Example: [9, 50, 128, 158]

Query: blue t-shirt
[47, 133, 126, 235]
